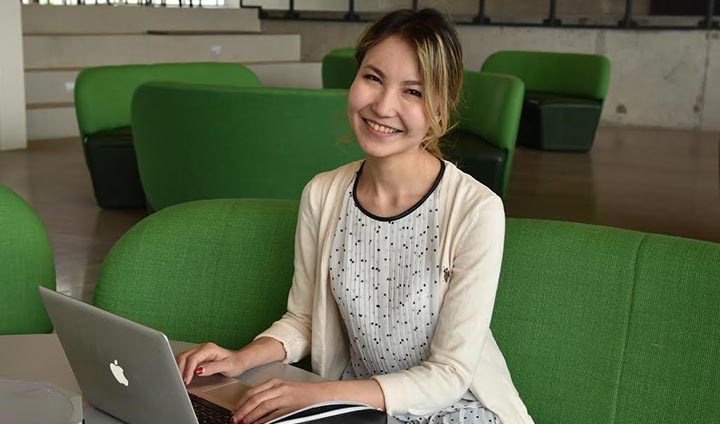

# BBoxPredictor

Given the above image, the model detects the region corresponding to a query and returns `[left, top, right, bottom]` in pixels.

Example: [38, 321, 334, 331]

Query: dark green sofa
[93, 198, 720, 423]
[74, 62, 261, 209]
[482, 50, 611, 152]
[0, 185, 55, 335]
[130, 82, 365, 210]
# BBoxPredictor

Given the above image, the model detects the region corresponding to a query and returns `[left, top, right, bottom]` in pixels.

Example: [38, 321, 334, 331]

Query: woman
[177, 9, 533, 424]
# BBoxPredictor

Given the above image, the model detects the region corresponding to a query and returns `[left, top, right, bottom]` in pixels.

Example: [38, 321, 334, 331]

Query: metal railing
[22, 0, 225, 6]
[20, 0, 720, 29]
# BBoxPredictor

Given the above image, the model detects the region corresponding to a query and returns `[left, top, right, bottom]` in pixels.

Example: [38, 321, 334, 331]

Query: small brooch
[443, 267, 451, 283]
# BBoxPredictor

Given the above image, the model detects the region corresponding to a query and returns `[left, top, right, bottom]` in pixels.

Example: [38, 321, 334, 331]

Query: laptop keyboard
[190, 393, 233, 424]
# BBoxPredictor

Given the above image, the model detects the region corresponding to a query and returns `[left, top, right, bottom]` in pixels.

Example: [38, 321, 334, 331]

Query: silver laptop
[40, 286, 248, 424]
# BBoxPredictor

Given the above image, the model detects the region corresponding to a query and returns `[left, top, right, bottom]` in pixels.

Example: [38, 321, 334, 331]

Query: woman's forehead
[362, 36, 422, 82]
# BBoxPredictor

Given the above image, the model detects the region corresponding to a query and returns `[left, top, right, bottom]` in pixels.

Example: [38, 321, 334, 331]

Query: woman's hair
[355, 8, 463, 159]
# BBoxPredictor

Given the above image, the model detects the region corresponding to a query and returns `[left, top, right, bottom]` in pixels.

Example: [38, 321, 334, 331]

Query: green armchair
[93, 199, 298, 350]
[445, 71, 524, 197]
[0, 185, 55, 334]
[482, 50, 610, 152]
[74, 62, 262, 209]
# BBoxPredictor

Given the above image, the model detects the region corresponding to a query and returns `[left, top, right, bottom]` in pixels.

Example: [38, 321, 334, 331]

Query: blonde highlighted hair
[355, 9, 463, 159]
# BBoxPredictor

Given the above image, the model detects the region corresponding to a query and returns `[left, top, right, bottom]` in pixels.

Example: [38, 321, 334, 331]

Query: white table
[0, 334, 323, 423]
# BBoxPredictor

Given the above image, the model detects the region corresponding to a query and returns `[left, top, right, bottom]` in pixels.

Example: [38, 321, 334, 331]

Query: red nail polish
[195, 367, 204, 375]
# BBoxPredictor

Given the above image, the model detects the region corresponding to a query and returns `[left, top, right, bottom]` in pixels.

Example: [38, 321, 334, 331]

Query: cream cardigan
[257, 160, 534, 424]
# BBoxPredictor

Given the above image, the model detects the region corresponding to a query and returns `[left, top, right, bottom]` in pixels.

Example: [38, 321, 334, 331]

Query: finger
[234, 383, 284, 423]
[182, 344, 222, 385]
[175, 346, 204, 378]
[235, 395, 285, 424]
[195, 357, 233, 377]
[236, 379, 281, 407]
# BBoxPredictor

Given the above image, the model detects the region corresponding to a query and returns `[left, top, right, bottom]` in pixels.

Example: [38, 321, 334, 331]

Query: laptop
[39, 286, 245, 424]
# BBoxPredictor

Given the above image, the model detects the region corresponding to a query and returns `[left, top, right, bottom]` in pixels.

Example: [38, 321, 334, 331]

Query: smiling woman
[176, 8, 534, 424]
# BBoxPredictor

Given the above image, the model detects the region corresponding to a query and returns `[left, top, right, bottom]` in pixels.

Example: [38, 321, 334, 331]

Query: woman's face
[348, 35, 431, 161]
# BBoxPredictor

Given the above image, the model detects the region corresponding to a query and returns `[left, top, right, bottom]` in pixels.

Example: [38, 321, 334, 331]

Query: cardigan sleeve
[372, 195, 506, 416]
[254, 180, 320, 364]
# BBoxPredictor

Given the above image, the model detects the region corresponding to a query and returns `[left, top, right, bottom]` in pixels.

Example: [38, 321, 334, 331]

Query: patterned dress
[329, 162, 502, 424]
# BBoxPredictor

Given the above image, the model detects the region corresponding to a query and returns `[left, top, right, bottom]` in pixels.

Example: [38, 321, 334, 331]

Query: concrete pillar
[0, 2, 27, 150]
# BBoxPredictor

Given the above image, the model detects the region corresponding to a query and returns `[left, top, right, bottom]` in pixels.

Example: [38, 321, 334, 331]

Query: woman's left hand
[231, 379, 330, 424]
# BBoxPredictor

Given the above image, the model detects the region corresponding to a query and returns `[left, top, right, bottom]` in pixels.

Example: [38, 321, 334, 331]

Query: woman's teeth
[365, 119, 400, 134]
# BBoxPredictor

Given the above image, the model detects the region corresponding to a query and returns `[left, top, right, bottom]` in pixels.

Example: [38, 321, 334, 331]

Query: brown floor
[1, 127, 719, 302]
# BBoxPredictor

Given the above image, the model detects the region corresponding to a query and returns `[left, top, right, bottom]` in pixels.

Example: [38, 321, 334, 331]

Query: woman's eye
[407, 89, 422, 98]
[363, 74, 381, 83]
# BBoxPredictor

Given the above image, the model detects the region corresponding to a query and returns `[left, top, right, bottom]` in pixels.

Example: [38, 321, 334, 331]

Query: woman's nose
[371, 89, 398, 118]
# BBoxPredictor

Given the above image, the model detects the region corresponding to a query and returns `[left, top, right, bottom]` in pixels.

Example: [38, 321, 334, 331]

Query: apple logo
[109, 359, 129, 387]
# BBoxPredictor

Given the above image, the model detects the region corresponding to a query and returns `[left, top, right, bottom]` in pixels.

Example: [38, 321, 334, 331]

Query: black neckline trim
[352, 159, 446, 222]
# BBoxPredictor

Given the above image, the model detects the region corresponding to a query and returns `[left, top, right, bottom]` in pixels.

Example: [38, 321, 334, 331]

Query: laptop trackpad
[188, 375, 250, 411]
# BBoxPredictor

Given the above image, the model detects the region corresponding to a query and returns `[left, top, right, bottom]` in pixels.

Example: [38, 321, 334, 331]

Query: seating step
[23, 34, 301, 69]
[22, 4, 260, 35]
[26, 106, 78, 141]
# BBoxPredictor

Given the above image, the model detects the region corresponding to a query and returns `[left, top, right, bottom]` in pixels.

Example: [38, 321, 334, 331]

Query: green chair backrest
[93, 199, 299, 350]
[494, 219, 720, 424]
[131, 82, 364, 210]
[0, 185, 55, 334]
[321, 48, 358, 89]
[481, 50, 610, 100]
[458, 71, 524, 195]
[74, 62, 261, 138]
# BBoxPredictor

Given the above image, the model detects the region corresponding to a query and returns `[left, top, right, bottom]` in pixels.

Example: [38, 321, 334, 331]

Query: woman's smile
[363, 118, 403, 136]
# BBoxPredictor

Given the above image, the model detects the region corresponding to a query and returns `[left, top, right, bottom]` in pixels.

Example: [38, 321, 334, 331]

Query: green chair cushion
[93, 199, 299, 350]
[0, 185, 55, 334]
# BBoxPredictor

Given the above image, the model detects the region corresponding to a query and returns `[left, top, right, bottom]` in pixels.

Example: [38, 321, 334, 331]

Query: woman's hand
[231, 379, 385, 424]
[231, 379, 330, 424]
[176, 342, 245, 386]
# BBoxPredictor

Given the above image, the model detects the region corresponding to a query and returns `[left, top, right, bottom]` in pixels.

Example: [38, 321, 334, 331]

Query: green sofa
[93, 198, 720, 423]
[130, 82, 365, 210]
[74, 62, 261, 209]
[0, 185, 56, 334]
[482, 50, 611, 152]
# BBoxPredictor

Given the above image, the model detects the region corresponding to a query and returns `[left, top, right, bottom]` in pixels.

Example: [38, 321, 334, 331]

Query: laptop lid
[40, 286, 199, 424]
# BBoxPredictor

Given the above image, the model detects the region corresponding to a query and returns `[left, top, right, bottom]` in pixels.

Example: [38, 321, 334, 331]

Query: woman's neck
[356, 149, 441, 218]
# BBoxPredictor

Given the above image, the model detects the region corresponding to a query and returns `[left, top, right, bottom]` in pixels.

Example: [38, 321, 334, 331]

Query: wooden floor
[1, 127, 719, 302]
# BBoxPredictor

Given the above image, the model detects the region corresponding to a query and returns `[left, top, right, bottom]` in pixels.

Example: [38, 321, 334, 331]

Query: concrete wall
[0, 2, 27, 150]
[262, 19, 720, 131]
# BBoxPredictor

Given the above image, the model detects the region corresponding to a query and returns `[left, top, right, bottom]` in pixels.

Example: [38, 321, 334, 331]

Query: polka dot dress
[329, 162, 502, 424]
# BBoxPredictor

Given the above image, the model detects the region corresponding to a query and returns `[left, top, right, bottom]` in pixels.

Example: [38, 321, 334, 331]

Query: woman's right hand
[176, 342, 246, 386]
